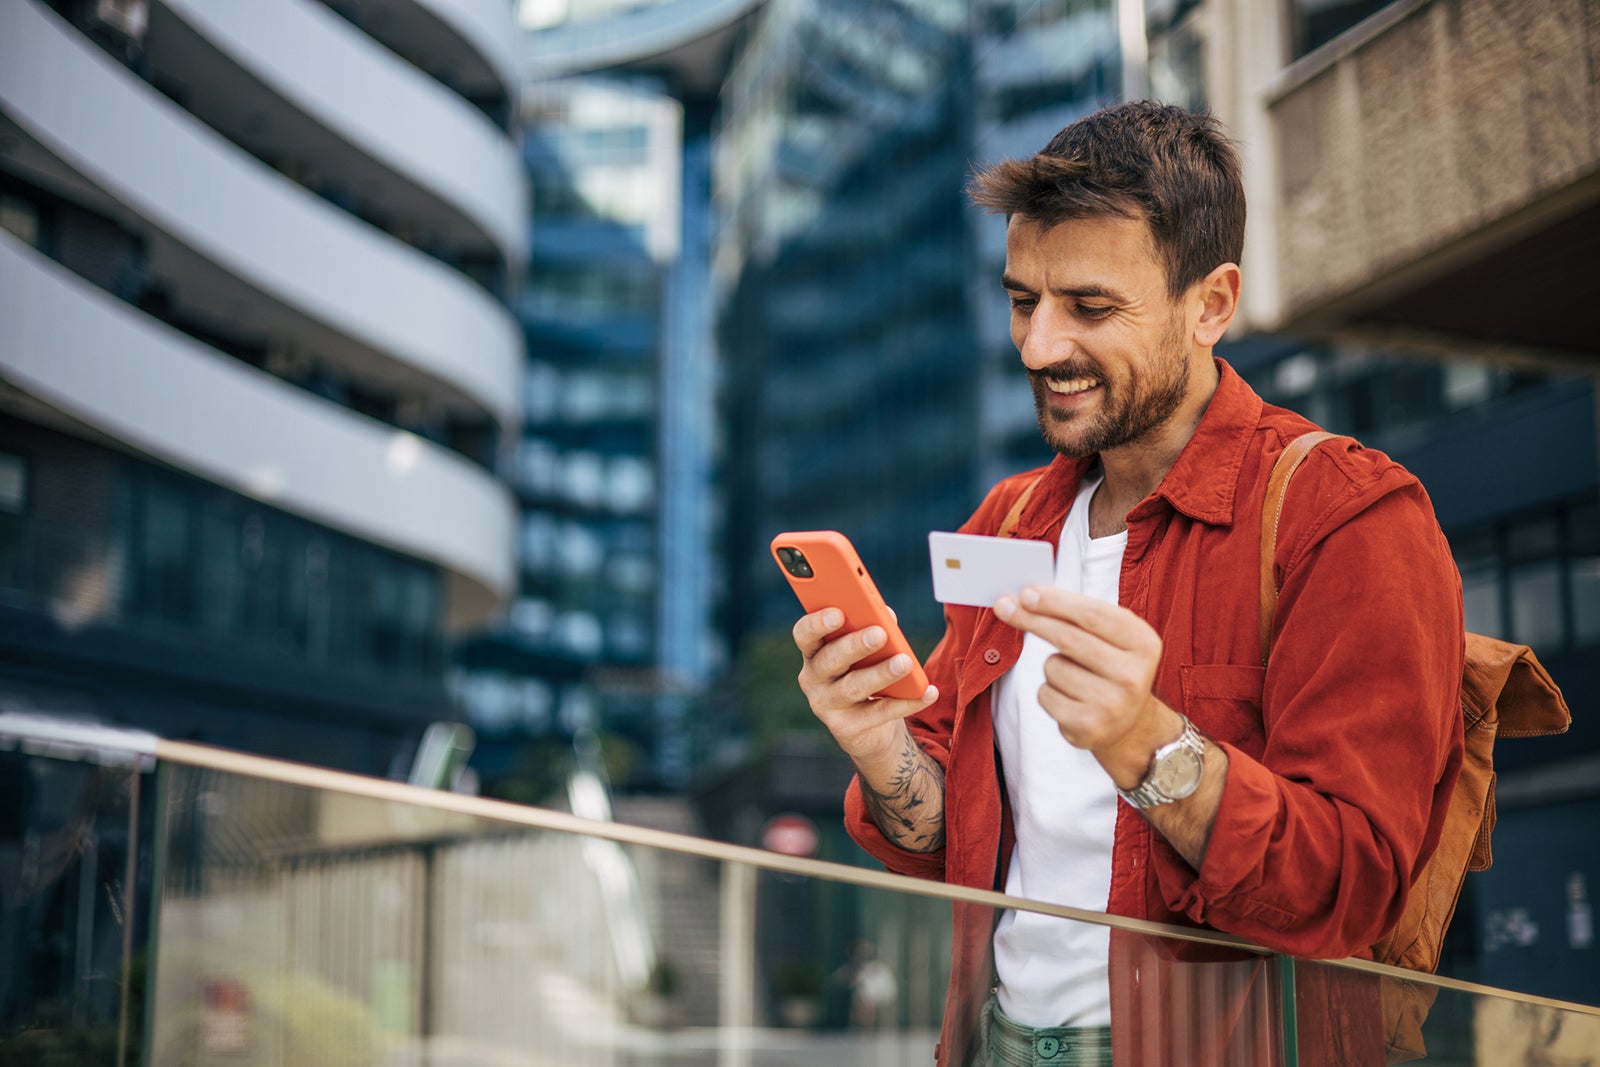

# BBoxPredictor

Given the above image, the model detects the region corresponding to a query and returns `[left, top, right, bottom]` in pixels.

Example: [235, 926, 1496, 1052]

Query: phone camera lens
[778, 547, 813, 578]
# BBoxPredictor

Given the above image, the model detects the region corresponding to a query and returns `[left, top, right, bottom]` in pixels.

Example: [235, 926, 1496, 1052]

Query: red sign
[761, 813, 820, 857]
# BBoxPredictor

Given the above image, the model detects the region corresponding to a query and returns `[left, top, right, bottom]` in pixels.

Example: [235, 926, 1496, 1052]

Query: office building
[460, 0, 750, 790]
[715, 0, 978, 646]
[0, 0, 524, 772]
[453, 73, 689, 789]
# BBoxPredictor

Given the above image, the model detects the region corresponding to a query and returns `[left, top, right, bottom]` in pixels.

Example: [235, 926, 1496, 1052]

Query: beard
[1028, 317, 1191, 459]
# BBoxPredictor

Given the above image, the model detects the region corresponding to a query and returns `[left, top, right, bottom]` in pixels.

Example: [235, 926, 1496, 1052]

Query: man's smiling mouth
[1045, 377, 1100, 396]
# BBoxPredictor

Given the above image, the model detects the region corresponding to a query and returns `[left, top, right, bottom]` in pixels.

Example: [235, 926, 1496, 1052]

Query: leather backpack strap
[1259, 431, 1342, 664]
[997, 473, 1044, 539]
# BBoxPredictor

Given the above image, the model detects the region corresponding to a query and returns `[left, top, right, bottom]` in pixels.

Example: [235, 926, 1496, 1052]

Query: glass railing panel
[1289, 956, 1600, 1066]
[141, 747, 1299, 1066]
[12, 726, 1600, 1066]
[0, 727, 155, 1066]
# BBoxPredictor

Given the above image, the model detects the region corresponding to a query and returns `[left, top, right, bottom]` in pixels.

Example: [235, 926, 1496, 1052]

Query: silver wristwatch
[1117, 715, 1206, 810]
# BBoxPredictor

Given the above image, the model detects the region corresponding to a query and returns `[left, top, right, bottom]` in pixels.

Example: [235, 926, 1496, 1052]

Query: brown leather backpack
[1263, 432, 1572, 1062]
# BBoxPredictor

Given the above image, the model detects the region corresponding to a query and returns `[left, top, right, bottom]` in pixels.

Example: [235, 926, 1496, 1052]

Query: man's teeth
[1046, 377, 1100, 396]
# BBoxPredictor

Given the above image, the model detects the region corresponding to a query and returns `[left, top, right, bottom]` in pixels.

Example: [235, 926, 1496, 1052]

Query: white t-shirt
[990, 472, 1128, 1027]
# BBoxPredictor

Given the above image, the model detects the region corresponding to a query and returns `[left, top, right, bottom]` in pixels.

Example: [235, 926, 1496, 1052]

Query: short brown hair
[968, 101, 1245, 297]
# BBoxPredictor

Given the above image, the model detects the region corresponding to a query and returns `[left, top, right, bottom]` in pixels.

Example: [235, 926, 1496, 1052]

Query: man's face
[1002, 214, 1197, 459]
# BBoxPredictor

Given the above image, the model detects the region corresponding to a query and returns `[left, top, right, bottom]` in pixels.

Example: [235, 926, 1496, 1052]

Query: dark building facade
[715, 0, 981, 647]
[1226, 338, 1600, 1006]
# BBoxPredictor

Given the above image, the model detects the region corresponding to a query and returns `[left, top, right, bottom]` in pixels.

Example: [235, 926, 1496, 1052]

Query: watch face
[1150, 744, 1204, 799]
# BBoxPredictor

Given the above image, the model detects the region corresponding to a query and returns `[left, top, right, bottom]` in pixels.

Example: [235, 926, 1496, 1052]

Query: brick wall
[1269, 0, 1600, 325]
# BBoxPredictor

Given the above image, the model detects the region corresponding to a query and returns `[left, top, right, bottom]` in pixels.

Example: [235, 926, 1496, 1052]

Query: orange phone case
[770, 530, 930, 701]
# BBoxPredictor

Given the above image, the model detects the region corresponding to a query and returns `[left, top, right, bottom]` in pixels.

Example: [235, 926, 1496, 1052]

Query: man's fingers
[994, 588, 1161, 661]
[827, 679, 940, 725]
[837, 653, 919, 703]
[1041, 653, 1124, 706]
[793, 608, 846, 657]
[994, 598, 1123, 666]
[810, 624, 891, 679]
[998, 587, 1152, 651]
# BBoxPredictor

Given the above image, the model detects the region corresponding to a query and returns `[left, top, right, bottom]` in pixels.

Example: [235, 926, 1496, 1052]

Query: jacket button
[983, 648, 1001, 665]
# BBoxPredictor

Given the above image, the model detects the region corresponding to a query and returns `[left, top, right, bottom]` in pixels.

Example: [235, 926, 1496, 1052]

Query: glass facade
[713, 0, 1131, 671]
[716, 0, 980, 650]
[455, 78, 695, 789]
[0, 416, 444, 682]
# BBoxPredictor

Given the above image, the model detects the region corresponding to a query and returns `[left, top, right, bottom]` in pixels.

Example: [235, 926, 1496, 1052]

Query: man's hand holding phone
[775, 531, 950, 856]
[773, 532, 939, 763]
[792, 607, 939, 761]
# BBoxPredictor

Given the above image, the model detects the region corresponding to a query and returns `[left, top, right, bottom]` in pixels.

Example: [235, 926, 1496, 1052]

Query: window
[1455, 528, 1502, 638]
[1509, 561, 1564, 652]
[0, 451, 27, 592]
[1288, 0, 1395, 60]
[1570, 501, 1600, 647]
[136, 478, 199, 627]
[115, 463, 442, 677]
[0, 193, 42, 248]
[1451, 498, 1600, 657]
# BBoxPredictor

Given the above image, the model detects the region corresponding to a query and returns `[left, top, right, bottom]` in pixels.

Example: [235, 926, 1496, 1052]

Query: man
[790, 102, 1465, 1066]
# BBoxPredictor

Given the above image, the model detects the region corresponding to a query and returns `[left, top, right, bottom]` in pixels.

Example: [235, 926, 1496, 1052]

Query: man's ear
[1192, 263, 1241, 348]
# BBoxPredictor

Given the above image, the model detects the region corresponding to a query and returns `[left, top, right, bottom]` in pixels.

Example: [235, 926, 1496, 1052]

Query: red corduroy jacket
[844, 360, 1466, 1066]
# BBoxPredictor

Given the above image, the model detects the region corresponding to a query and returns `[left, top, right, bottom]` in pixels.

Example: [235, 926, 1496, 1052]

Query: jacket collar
[1141, 357, 1262, 528]
[1020, 358, 1263, 537]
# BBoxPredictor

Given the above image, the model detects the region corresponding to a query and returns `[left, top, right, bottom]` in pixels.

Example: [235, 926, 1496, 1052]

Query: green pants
[978, 997, 1114, 1067]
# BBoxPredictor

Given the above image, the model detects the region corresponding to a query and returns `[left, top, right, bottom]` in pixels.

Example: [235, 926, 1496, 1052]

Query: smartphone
[770, 530, 930, 701]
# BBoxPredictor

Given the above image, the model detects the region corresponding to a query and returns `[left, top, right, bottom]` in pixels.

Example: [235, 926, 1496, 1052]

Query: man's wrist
[1096, 698, 1187, 791]
[844, 719, 914, 779]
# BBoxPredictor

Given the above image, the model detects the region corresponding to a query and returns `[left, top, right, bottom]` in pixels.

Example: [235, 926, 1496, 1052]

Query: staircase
[609, 795, 726, 1027]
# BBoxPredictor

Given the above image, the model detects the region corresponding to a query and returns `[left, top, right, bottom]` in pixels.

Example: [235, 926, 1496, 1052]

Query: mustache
[1028, 360, 1104, 384]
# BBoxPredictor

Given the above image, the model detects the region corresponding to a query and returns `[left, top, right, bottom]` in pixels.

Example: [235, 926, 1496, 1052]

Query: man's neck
[1086, 358, 1220, 538]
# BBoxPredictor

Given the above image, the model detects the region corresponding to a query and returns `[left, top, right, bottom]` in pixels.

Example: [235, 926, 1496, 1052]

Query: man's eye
[1078, 304, 1115, 318]
[1008, 295, 1036, 311]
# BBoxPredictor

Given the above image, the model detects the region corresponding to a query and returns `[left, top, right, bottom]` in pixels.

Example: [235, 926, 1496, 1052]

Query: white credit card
[928, 531, 1055, 607]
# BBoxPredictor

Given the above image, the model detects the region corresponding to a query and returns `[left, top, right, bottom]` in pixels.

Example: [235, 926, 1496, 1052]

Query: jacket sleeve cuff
[844, 774, 947, 881]
[1151, 742, 1297, 931]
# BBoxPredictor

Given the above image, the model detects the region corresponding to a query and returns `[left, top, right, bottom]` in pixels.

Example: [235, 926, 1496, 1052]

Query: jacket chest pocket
[1179, 664, 1266, 759]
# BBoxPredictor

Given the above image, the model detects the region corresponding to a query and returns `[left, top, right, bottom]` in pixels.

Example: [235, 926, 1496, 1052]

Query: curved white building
[0, 0, 524, 771]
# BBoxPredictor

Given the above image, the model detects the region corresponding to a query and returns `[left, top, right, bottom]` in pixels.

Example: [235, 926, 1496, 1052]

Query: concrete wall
[1264, 0, 1600, 333]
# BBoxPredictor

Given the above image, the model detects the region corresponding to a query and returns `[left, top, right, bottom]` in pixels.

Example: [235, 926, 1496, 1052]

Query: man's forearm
[1138, 739, 1229, 871]
[854, 725, 946, 853]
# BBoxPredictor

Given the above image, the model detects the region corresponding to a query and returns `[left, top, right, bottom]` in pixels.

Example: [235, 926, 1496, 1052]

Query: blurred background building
[449, 0, 751, 797]
[0, 0, 524, 773]
[451, 74, 684, 794]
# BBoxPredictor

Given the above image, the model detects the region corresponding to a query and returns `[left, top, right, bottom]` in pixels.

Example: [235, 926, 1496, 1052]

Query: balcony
[360, 0, 521, 109]
[153, 0, 527, 267]
[0, 229, 516, 627]
[519, 0, 762, 98]
[0, 0, 522, 429]
[4, 714, 1598, 1065]
[1264, 0, 1600, 360]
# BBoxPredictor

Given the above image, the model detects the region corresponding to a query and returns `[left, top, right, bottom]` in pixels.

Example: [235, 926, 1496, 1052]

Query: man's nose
[1019, 303, 1076, 370]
